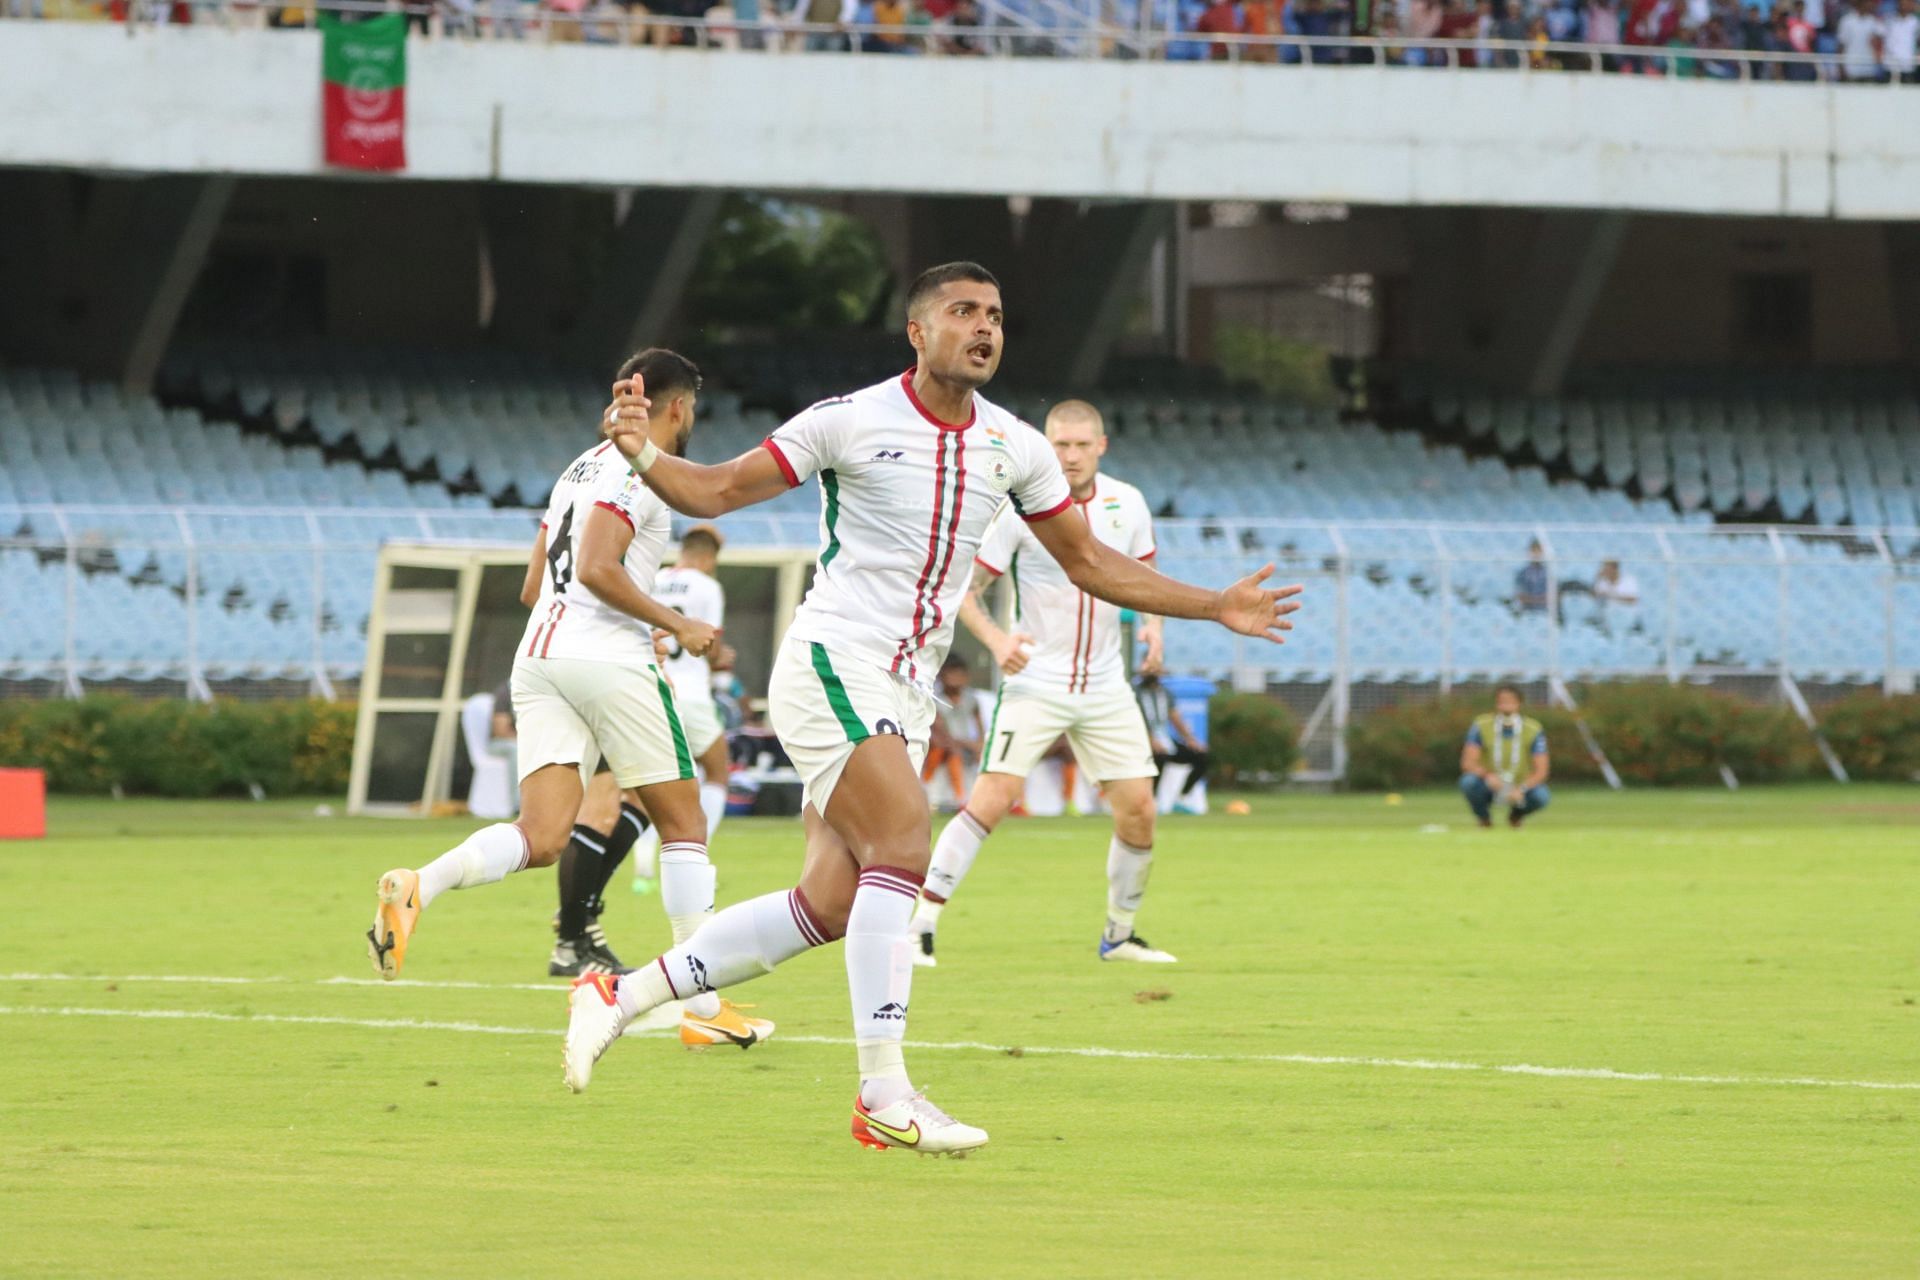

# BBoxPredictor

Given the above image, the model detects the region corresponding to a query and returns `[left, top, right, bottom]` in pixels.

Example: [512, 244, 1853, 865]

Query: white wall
[6, 24, 1920, 218]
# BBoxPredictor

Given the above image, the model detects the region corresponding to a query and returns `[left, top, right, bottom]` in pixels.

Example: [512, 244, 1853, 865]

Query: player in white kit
[908, 399, 1178, 967]
[367, 349, 772, 1050]
[562, 263, 1302, 1154]
[626, 524, 734, 895]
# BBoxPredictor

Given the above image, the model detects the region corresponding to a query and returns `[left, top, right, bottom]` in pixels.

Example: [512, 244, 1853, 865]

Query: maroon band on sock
[789, 887, 831, 946]
[920, 888, 948, 906]
[655, 955, 681, 1000]
[858, 865, 925, 902]
[511, 824, 532, 874]
[956, 809, 989, 839]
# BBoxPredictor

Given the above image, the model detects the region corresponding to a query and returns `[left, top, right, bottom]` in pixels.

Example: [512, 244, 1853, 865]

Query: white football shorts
[511, 655, 696, 790]
[980, 683, 1158, 784]
[766, 632, 933, 815]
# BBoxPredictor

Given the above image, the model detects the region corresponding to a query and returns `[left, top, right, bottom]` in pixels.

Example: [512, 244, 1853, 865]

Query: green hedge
[1207, 691, 1299, 783]
[0, 698, 355, 797]
[1346, 682, 1831, 790]
[1817, 692, 1920, 782]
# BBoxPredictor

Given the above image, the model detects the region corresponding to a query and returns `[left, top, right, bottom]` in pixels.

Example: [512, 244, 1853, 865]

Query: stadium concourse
[1, 345, 1916, 697]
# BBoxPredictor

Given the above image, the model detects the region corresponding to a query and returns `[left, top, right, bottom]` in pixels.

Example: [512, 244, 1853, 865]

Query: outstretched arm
[1027, 511, 1301, 643]
[602, 378, 792, 517]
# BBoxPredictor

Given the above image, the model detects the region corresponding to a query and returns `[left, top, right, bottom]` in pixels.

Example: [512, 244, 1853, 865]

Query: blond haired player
[367, 349, 772, 1051]
[910, 400, 1175, 967]
[563, 263, 1302, 1154]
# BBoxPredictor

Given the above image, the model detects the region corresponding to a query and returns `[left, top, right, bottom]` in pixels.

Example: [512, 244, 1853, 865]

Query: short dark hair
[939, 656, 972, 676]
[616, 348, 701, 403]
[680, 524, 722, 557]
[906, 262, 1001, 319]
[1495, 683, 1524, 702]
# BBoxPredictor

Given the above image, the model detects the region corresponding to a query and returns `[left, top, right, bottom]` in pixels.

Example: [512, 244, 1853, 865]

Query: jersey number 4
[546, 507, 576, 594]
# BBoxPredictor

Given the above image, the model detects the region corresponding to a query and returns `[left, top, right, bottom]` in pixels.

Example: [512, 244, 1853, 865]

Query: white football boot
[851, 1092, 989, 1154]
[1098, 933, 1179, 963]
[562, 971, 630, 1093]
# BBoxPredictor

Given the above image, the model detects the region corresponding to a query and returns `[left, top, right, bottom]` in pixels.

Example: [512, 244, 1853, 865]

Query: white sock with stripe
[659, 841, 721, 1018]
[416, 823, 530, 908]
[922, 809, 989, 911]
[618, 887, 832, 1019]
[849, 864, 922, 1111]
[1104, 836, 1153, 943]
[659, 841, 716, 945]
[700, 781, 729, 840]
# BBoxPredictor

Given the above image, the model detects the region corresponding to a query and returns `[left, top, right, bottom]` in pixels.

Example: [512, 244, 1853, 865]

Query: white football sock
[659, 840, 719, 1018]
[849, 865, 922, 1110]
[624, 887, 831, 1020]
[1105, 836, 1153, 942]
[658, 841, 716, 945]
[416, 823, 529, 908]
[631, 827, 661, 881]
[699, 781, 729, 840]
[924, 810, 988, 906]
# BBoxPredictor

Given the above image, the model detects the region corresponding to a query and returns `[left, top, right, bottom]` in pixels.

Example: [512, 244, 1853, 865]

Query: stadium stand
[3, 354, 1916, 690]
[1406, 370, 1920, 528]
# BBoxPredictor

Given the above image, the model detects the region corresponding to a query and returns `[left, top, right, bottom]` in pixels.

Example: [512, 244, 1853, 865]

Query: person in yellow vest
[1460, 684, 1551, 828]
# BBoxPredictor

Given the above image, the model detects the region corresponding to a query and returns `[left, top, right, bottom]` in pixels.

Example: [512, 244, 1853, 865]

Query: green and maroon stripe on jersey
[896, 432, 972, 683]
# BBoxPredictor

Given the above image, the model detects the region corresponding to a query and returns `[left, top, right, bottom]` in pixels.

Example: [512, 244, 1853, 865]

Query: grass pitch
[2, 786, 1916, 1278]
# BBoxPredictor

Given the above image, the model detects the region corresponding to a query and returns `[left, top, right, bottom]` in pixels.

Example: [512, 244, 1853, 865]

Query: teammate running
[550, 769, 652, 976]
[563, 263, 1301, 1154]
[367, 348, 772, 1051]
[909, 400, 1177, 968]
[626, 524, 735, 895]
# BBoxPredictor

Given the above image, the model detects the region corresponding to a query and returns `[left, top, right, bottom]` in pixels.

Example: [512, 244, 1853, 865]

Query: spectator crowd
[6, 0, 1917, 79]
[1184, 0, 1919, 80]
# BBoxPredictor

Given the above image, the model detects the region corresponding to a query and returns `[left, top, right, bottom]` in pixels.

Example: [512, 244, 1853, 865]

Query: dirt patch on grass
[1820, 803, 1920, 822]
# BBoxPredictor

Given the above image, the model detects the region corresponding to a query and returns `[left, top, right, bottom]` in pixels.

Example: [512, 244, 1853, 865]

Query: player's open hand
[675, 619, 721, 658]
[993, 630, 1034, 675]
[1215, 564, 1302, 643]
[711, 641, 737, 671]
[602, 376, 653, 460]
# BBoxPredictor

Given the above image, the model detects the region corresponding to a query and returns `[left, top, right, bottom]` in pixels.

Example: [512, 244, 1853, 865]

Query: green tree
[686, 196, 890, 334]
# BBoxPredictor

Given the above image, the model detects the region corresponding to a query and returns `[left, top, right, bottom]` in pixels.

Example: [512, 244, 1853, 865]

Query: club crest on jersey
[985, 455, 1014, 493]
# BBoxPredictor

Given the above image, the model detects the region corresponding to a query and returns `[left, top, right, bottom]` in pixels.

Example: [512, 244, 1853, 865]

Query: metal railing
[11, 0, 1917, 86]
[3, 505, 1915, 707]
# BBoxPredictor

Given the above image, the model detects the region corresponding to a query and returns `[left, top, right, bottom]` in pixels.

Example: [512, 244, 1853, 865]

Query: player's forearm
[629, 454, 739, 518]
[1067, 541, 1220, 622]
[578, 564, 689, 635]
[957, 592, 1011, 653]
[1526, 760, 1550, 788]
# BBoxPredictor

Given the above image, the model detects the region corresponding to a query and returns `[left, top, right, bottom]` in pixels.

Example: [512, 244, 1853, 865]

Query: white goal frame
[347, 540, 815, 817]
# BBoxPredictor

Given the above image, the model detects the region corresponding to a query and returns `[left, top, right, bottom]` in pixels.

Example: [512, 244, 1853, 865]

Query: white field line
[2, 979, 1916, 1093]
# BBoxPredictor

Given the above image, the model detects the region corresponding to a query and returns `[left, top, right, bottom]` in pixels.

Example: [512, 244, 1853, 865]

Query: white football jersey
[653, 564, 725, 706]
[764, 371, 1073, 687]
[974, 473, 1156, 696]
[519, 441, 672, 667]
